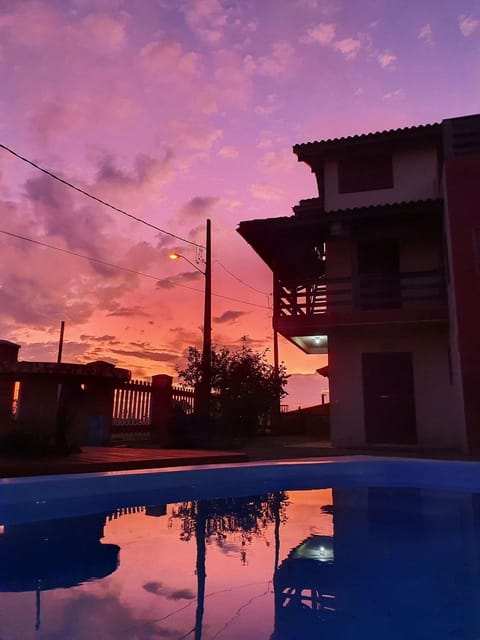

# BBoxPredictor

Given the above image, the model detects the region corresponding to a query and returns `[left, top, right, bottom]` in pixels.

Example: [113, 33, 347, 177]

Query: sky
[1, 0, 479, 408]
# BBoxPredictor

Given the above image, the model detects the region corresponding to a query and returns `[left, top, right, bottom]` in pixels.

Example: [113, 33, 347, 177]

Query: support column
[151, 374, 173, 445]
[0, 341, 20, 435]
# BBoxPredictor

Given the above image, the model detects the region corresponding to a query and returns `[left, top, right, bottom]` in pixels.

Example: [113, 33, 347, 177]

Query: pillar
[0, 341, 20, 435]
[150, 374, 173, 445]
[83, 363, 117, 446]
[16, 378, 59, 438]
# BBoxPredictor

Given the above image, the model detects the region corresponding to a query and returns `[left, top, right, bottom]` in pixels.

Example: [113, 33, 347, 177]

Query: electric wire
[0, 229, 270, 310]
[0, 142, 202, 248]
[0, 142, 275, 305]
[214, 258, 270, 296]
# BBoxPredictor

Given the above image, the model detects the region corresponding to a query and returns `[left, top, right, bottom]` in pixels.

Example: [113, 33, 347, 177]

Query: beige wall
[324, 146, 439, 211]
[328, 324, 465, 450]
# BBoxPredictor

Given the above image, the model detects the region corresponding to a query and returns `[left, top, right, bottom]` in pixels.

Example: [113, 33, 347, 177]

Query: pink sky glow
[1, 0, 479, 407]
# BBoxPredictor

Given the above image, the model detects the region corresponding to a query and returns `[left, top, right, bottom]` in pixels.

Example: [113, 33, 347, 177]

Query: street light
[169, 219, 211, 419]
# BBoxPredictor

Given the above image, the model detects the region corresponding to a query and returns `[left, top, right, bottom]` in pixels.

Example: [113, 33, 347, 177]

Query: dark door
[357, 238, 400, 309]
[362, 352, 417, 444]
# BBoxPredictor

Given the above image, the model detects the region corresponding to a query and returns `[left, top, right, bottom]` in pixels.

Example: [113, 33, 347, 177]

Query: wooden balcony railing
[275, 269, 447, 318]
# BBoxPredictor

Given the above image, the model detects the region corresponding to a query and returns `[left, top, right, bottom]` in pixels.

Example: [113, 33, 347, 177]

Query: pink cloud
[81, 13, 127, 52]
[256, 41, 296, 76]
[418, 23, 434, 45]
[302, 23, 336, 45]
[218, 145, 239, 159]
[140, 40, 200, 76]
[459, 14, 480, 37]
[0, 0, 60, 47]
[377, 50, 397, 69]
[250, 183, 283, 201]
[333, 37, 362, 59]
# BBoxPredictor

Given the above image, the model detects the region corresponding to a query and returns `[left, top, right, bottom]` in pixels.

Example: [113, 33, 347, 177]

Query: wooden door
[362, 352, 417, 444]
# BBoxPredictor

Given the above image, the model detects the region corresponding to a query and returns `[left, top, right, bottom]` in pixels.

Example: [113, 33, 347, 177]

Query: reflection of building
[0, 513, 120, 592]
[239, 114, 480, 452]
[272, 535, 335, 639]
[271, 488, 480, 639]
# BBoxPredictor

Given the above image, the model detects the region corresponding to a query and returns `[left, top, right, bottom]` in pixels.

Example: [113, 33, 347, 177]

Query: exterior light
[169, 252, 180, 260]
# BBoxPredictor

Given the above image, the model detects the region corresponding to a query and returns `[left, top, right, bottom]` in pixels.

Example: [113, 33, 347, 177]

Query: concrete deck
[0, 446, 248, 478]
[0, 435, 476, 479]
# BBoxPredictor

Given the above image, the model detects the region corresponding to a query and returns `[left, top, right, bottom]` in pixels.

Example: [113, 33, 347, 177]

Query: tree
[177, 337, 288, 436]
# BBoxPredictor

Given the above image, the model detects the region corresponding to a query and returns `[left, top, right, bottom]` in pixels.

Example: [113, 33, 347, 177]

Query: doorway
[362, 352, 417, 444]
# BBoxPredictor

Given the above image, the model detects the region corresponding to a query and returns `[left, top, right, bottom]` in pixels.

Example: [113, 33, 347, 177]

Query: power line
[215, 258, 270, 296]
[0, 229, 270, 310]
[0, 142, 203, 249]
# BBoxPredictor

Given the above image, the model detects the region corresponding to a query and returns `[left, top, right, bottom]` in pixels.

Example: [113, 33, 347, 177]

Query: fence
[111, 379, 195, 441]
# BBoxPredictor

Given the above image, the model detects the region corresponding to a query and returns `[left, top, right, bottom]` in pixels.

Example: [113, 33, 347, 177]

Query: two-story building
[238, 114, 480, 453]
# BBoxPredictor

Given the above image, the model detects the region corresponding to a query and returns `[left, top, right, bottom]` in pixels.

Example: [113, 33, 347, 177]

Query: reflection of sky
[0, 489, 333, 639]
[4, 487, 480, 639]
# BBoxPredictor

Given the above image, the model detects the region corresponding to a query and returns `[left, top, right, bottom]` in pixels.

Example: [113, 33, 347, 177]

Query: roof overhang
[238, 198, 443, 273]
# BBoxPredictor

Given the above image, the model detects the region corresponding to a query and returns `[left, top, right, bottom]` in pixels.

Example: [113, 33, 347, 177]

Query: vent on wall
[444, 115, 480, 158]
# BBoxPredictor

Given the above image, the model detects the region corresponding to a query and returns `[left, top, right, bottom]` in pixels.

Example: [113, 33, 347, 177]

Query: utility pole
[57, 320, 65, 364]
[199, 219, 212, 418]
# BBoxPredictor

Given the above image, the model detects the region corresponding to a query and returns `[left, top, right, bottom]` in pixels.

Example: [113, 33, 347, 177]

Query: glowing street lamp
[169, 220, 212, 419]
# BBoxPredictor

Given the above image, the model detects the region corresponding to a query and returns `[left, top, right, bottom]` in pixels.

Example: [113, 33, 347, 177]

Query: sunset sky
[1, 0, 479, 407]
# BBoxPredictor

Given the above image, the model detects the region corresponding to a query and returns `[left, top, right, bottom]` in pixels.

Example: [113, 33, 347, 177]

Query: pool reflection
[1, 487, 480, 639]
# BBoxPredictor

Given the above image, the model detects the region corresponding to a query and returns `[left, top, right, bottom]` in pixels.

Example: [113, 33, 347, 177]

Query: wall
[328, 324, 463, 449]
[324, 146, 439, 211]
[444, 152, 480, 453]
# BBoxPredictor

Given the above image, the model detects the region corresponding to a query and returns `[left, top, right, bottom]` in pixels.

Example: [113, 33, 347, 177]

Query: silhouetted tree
[177, 337, 288, 436]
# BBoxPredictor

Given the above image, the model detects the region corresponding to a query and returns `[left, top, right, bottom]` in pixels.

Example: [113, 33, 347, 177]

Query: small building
[238, 114, 480, 453]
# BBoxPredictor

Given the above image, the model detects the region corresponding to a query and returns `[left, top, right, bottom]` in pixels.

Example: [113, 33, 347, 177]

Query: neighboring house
[238, 114, 480, 453]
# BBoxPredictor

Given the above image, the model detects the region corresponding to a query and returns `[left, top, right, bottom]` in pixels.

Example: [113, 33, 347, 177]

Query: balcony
[274, 269, 448, 335]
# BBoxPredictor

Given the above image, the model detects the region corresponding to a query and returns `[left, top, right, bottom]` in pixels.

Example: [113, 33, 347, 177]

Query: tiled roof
[293, 196, 443, 216]
[294, 122, 441, 154]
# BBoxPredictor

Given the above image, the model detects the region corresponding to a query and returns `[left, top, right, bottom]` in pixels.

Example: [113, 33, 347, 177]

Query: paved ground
[0, 446, 247, 478]
[1, 434, 475, 478]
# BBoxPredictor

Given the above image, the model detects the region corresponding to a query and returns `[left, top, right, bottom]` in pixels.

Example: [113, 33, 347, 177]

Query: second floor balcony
[274, 269, 448, 334]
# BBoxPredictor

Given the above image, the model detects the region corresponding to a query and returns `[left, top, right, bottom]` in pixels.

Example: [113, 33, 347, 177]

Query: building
[238, 114, 480, 453]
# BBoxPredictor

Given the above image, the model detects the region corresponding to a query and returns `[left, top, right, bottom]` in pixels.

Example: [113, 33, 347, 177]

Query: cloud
[110, 347, 179, 362]
[140, 39, 200, 76]
[182, 0, 229, 43]
[29, 95, 138, 145]
[80, 334, 118, 344]
[35, 591, 181, 639]
[213, 49, 253, 108]
[256, 41, 296, 76]
[259, 149, 297, 174]
[218, 145, 239, 159]
[377, 50, 397, 69]
[302, 23, 336, 45]
[418, 23, 434, 45]
[156, 270, 203, 289]
[333, 37, 362, 59]
[250, 183, 283, 201]
[459, 14, 480, 36]
[106, 305, 151, 318]
[256, 131, 288, 149]
[95, 151, 175, 191]
[142, 581, 195, 600]
[81, 13, 127, 52]
[181, 196, 219, 218]
[169, 119, 223, 151]
[383, 88, 404, 100]
[0, 0, 60, 47]
[213, 310, 247, 324]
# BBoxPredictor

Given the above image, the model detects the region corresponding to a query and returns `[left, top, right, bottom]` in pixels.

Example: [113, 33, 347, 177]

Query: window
[338, 152, 393, 193]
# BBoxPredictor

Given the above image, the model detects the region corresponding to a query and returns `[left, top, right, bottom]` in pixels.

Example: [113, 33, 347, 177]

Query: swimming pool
[1, 457, 480, 639]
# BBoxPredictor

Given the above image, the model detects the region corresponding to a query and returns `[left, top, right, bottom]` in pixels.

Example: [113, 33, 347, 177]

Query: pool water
[1, 460, 480, 639]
